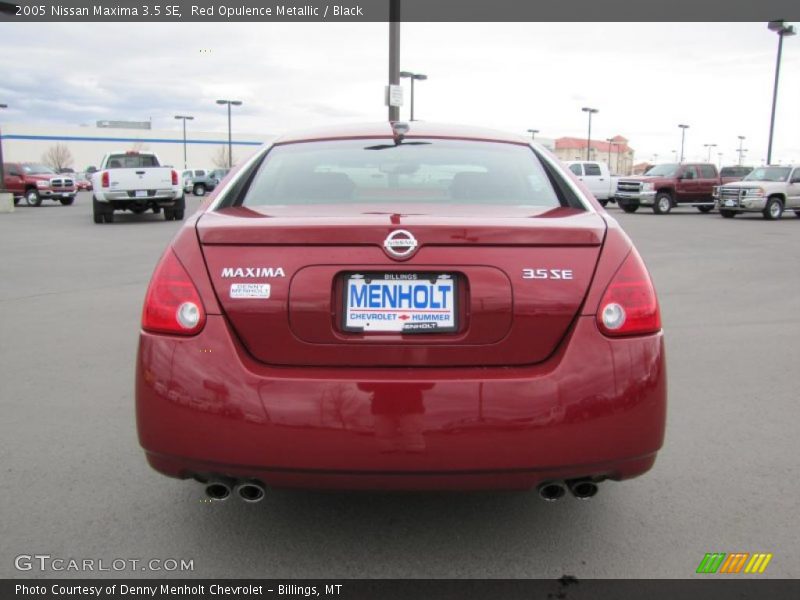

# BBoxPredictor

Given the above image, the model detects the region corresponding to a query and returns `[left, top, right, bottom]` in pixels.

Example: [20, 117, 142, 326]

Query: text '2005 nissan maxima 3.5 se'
[136, 122, 666, 502]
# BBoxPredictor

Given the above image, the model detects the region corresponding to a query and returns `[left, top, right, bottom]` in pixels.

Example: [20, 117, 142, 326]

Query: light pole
[703, 143, 717, 162]
[678, 124, 689, 163]
[767, 21, 796, 165]
[605, 138, 616, 167]
[216, 99, 242, 168]
[0, 103, 7, 192]
[399, 71, 427, 121]
[737, 136, 746, 165]
[582, 107, 598, 161]
[717, 152, 723, 168]
[388, 0, 401, 122]
[672, 150, 678, 162]
[527, 129, 539, 140]
[174, 115, 194, 170]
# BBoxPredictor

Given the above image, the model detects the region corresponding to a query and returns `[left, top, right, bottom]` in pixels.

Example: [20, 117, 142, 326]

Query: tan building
[554, 135, 634, 175]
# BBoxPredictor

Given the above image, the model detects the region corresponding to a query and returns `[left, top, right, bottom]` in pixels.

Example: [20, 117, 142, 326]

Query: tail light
[171, 170, 179, 185]
[101, 171, 110, 188]
[141, 249, 206, 336]
[596, 248, 661, 337]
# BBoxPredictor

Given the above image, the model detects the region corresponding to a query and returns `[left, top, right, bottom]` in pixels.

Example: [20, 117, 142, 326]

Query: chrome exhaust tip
[538, 481, 567, 501]
[236, 482, 266, 503]
[204, 480, 232, 501]
[567, 479, 599, 500]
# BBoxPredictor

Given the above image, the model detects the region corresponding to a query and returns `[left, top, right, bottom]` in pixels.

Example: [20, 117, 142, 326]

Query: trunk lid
[198, 204, 606, 367]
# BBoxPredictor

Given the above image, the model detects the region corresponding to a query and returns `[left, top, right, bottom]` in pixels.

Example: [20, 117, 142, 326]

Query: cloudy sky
[1, 21, 798, 164]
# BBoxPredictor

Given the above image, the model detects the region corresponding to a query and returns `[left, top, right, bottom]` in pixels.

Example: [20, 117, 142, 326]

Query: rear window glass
[584, 163, 602, 176]
[720, 166, 752, 178]
[699, 165, 717, 178]
[106, 154, 159, 169]
[239, 139, 562, 207]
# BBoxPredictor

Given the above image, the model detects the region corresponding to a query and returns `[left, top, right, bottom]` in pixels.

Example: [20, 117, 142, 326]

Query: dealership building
[1, 122, 274, 172]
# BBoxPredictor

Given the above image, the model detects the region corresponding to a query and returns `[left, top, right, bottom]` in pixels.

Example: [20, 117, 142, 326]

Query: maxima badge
[383, 230, 418, 260]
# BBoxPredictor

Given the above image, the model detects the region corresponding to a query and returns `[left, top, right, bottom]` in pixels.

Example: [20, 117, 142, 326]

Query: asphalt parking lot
[1, 194, 798, 579]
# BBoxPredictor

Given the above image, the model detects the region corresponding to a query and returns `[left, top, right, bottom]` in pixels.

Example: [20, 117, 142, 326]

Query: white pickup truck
[714, 165, 800, 220]
[565, 161, 619, 206]
[91, 151, 185, 224]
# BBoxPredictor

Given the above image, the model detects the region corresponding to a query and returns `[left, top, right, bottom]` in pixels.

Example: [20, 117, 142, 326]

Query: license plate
[135, 190, 147, 198]
[344, 273, 457, 333]
[725, 199, 735, 207]
[62, 193, 70, 197]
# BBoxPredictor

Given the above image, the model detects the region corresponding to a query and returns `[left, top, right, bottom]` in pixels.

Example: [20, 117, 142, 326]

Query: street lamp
[737, 136, 746, 165]
[717, 152, 723, 169]
[399, 71, 427, 121]
[767, 20, 796, 165]
[703, 143, 717, 162]
[174, 115, 194, 170]
[0, 103, 7, 193]
[527, 129, 539, 140]
[678, 124, 690, 162]
[581, 107, 598, 161]
[216, 99, 242, 168]
[605, 138, 616, 167]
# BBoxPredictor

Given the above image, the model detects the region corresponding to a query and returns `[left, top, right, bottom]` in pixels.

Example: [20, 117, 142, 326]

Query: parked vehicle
[714, 165, 800, 220]
[720, 165, 753, 184]
[2, 162, 77, 206]
[74, 172, 93, 191]
[91, 151, 184, 224]
[565, 161, 618, 206]
[182, 168, 218, 197]
[614, 163, 721, 214]
[136, 122, 666, 498]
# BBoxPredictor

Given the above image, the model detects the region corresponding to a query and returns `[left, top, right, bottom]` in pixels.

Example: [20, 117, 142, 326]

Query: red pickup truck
[614, 163, 721, 214]
[2, 162, 77, 206]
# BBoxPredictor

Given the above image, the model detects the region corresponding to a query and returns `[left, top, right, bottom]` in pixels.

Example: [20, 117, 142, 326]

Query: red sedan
[136, 122, 666, 501]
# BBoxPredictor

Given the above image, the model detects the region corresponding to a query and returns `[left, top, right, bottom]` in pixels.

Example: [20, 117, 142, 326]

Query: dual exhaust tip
[206, 478, 595, 502]
[538, 479, 599, 501]
[204, 479, 266, 503]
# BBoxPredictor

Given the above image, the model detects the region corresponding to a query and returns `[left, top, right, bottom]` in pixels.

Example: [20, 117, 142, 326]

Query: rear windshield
[239, 139, 562, 207]
[720, 166, 752, 178]
[105, 154, 159, 169]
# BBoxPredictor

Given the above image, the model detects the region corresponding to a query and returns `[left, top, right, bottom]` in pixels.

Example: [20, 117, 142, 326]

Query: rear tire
[92, 197, 105, 224]
[720, 209, 737, 219]
[13, 197, 20, 206]
[193, 184, 206, 197]
[60, 197, 74, 206]
[25, 189, 42, 207]
[763, 197, 783, 220]
[794, 210, 800, 218]
[103, 211, 114, 224]
[697, 206, 713, 213]
[163, 208, 175, 221]
[598, 199, 608, 207]
[653, 192, 673, 214]
[620, 203, 639, 213]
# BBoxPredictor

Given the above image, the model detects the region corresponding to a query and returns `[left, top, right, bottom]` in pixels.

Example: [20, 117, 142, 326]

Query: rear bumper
[96, 190, 181, 202]
[136, 315, 667, 490]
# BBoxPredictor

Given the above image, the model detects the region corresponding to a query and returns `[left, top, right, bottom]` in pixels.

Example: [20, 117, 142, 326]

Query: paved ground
[1, 194, 798, 579]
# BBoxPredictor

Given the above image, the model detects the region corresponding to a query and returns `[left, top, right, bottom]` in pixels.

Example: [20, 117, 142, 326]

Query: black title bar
[2, 0, 799, 22]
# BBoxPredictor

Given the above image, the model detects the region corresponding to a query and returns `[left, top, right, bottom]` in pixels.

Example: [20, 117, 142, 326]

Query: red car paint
[136, 123, 666, 492]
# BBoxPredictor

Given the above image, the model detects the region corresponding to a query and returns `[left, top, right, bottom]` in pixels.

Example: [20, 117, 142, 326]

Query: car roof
[273, 122, 531, 145]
